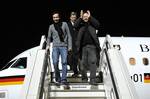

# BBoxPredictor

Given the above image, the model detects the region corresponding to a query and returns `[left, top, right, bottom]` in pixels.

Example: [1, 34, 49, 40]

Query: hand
[68, 48, 72, 52]
[68, 48, 72, 55]
[80, 10, 83, 18]
[46, 45, 50, 52]
[87, 10, 91, 18]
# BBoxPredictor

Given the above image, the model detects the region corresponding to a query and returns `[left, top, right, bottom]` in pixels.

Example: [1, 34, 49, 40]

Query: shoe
[55, 81, 61, 86]
[61, 81, 70, 89]
[71, 73, 79, 78]
[63, 84, 70, 89]
[61, 81, 69, 85]
[89, 79, 98, 86]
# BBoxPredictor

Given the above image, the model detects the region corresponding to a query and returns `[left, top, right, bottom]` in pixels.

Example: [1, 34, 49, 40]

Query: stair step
[50, 72, 102, 83]
[49, 83, 104, 91]
[49, 83, 105, 98]
[51, 72, 100, 77]
[51, 78, 102, 83]
[49, 98, 106, 99]
[50, 97, 106, 99]
[49, 91, 105, 98]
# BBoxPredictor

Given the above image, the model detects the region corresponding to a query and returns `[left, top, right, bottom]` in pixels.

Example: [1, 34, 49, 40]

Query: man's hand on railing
[46, 45, 50, 54]
[68, 50, 72, 55]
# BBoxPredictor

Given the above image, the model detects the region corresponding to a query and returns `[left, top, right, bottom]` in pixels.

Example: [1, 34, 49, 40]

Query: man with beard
[75, 10, 101, 85]
[46, 11, 72, 88]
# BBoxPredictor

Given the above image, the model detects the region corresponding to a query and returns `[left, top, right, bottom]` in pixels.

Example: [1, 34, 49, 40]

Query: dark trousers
[80, 45, 97, 81]
[68, 47, 79, 74]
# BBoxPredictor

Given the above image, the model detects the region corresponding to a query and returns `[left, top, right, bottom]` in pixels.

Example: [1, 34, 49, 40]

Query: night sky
[0, 0, 150, 67]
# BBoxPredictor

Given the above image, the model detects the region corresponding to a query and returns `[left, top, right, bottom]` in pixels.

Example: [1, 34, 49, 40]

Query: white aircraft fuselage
[0, 36, 150, 99]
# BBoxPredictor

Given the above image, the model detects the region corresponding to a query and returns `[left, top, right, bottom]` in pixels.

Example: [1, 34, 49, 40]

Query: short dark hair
[70, 12, 77, 16]
[52, 11, 62, 19]
[52, 11, 60, 16]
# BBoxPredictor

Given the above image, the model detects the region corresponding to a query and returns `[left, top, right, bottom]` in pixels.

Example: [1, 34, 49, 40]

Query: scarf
[54, 22, 64, 42]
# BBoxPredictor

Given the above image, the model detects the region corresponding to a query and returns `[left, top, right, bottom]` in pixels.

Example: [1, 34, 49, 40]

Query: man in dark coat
[75, 10, 101, 85]
[67, 12, 79, 77]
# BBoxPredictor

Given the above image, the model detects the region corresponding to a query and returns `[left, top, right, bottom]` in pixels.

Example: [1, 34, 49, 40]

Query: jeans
[52, 46, 68, 82]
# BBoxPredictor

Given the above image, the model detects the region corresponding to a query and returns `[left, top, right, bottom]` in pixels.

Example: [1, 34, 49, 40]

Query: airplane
[0, 46, 38, 99]
[99, 36, 150, 99]
[0, 35, 150, 99]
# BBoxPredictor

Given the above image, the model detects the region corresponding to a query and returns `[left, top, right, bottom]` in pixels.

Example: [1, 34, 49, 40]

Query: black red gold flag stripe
[0, 75, 25, 86]
[144, 73, 150, 83]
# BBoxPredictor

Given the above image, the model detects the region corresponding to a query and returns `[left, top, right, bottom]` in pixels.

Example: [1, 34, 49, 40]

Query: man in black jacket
[75, 10, 101, 85]
[67, 12, 79, 77]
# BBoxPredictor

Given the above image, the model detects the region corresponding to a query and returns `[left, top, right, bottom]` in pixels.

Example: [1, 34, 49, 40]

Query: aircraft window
[0, 60, 16, 71]
[113, 45, 121, 50]
[143, 58, 149, 65]
[129, 58, 136, 65]
[11, 57, 27, 69]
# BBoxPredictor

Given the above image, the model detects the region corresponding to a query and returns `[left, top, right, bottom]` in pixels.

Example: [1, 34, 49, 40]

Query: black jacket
[67, 21, 78, 51]
[75, 16, 101, 65]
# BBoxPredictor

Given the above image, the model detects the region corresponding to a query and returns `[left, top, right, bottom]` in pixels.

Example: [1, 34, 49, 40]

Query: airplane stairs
[44, 34, 139, 99]
[45, 71, 105, 99]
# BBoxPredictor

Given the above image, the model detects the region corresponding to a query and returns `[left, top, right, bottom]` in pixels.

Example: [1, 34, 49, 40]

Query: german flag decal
[0, 75, 25, 86]
[144, 73, 150, 83]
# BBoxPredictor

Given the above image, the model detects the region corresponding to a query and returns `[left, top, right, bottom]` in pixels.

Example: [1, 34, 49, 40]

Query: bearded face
[53, 13, 60, 23]
[82, 13, 89, 22]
